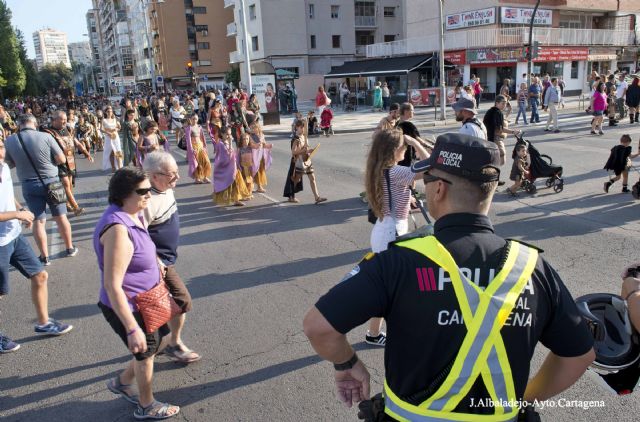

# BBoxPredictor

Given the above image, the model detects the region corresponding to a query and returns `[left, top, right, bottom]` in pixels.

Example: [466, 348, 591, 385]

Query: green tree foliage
[225, 65, 240, 88]
[38, 63, 73, 93]
[0, 0, 26, 97]
[15, 28, 41, 96]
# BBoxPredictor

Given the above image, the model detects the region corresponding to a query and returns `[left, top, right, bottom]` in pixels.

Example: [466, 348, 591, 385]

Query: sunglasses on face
[135, 187, 152, 196]
[423, 171, 453, 185]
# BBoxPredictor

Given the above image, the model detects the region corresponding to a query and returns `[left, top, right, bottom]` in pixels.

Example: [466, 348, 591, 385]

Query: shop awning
[325, 54, 454, 78]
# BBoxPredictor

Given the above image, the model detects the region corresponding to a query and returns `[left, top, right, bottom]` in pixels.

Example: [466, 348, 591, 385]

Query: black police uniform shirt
[395, 120, 420, 167]
[316, 213, 594, 411]
[482, 107, 504, 144]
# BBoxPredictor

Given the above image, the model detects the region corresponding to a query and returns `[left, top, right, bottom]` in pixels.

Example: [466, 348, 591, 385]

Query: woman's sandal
[134, 400, 180, 420]
[163, 344, 201, 363]
[315, 197, 327, 204]
[107, 374, 139, 405]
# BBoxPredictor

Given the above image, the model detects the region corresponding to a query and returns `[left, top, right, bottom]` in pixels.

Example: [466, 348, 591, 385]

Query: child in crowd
[248, 121, 273, 193]
[515, 82, 529, 125]
[212, 127, 251, 206]
[320, 106, 334, 137]
[291, 111, 303, 137]
[75, 114, 94, 154]
[506, 143, 529, 197]
[307, 110, 319, 135]
[185, 114, 211, 184]
[238, 133, 256, 198]
[604, 134, 640, 193]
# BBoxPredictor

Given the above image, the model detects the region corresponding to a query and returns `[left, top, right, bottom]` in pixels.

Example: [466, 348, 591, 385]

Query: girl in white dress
[101, 106, 123, 172]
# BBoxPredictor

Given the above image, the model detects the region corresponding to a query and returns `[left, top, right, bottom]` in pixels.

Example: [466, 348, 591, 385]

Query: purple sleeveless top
[93, 204, 160, 311]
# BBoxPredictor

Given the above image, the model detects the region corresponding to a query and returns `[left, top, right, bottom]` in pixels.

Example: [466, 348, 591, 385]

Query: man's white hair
[143, 150, 177, 173]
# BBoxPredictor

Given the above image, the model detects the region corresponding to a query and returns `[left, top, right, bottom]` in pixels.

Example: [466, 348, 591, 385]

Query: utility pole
[438, 0, 446, 120]
[239, 0, 252, 93]
[526, 0, 541, 86]
[141, 0, 157, 93]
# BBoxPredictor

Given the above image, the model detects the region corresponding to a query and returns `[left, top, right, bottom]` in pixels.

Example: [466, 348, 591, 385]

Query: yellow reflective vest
[384, 236, 538, 422]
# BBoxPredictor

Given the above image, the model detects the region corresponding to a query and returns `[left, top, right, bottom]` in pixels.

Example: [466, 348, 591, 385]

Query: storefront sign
[445, 7, 496, 30]
[467, 48, 520, 64]
[532, 47, 588, 62]
[444, 50, 466, 66]
[409, 88, 456, 107]
[500, 7, 552, 25]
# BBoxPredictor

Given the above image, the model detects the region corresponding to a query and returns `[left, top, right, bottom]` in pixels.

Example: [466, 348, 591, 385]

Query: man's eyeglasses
[423, 171, 452, 185]
[135, 188, 152, 196]
[156, 171, 179, 179]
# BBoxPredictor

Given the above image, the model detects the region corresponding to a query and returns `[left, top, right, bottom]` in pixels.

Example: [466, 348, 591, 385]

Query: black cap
[411, 133, 501, 182]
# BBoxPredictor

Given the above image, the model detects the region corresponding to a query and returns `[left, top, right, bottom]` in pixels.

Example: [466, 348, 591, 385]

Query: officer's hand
[335, 360, 370, 408]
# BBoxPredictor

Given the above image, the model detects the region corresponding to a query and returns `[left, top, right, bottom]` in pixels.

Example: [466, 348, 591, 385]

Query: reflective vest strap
[384, 380, 519, 422]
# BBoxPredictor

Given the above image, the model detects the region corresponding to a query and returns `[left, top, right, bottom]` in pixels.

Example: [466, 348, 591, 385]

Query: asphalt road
[1, 110, 640, 422]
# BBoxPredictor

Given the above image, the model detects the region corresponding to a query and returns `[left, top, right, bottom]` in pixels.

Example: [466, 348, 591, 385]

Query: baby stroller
[515, 135, 564, 194]
[344, 93, 358, 112]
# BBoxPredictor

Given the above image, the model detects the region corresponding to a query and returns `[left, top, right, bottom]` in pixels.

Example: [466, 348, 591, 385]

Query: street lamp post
[239, 0, 252, 93]
[438, 0, 446, 120]
[526, 0, 541, 86]
[141, 0, 158, 93]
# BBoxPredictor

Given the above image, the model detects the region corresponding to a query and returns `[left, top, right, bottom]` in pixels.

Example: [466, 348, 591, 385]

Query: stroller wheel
[526, 184, 537, 194]
[545, 178, 554, 187]
[553, 181, 564, 193]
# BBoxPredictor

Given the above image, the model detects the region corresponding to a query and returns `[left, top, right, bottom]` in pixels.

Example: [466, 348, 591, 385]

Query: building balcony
[355, 15, 376, 28]
[229, 51, 242, 63]
[224, 0, 235, 8]
[366, 27, 636, 58]
[355, 45, 368, 56]
[227, 22, 237, 37]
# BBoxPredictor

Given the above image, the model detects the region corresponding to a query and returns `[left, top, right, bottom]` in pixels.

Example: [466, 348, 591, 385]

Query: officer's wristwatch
[333, 353, 358, 371]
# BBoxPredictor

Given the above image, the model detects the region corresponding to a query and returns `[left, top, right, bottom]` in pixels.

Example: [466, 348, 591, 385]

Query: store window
[534, 62, 564, 77]
[570, 61, 579, 79]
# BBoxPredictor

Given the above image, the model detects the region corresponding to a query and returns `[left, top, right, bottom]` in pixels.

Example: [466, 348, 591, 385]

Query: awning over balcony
[324, 54, 454, 78]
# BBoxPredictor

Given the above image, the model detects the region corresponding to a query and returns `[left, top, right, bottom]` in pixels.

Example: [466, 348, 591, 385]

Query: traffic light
[186, 62, 194, 76]
[522, 45, 530, 60]
[532, 41, 541, 59]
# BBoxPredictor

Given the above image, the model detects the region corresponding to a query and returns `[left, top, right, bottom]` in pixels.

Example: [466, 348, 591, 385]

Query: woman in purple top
[93, 167, 180, 420]
[591, 82, 608, 136]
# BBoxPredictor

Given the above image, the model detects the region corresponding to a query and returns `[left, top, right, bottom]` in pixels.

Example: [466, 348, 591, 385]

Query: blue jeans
[515, 102, 528, 124]
[530, 99, 540, 123]
[21, 177, 67, 220]
[0, 234, 44, 295]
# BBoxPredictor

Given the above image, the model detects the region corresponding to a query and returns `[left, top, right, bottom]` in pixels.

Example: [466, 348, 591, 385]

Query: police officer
[303, 133, 595, 421]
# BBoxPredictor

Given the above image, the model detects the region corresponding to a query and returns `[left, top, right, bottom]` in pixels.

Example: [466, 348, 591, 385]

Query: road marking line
[258, 192, 283, 206]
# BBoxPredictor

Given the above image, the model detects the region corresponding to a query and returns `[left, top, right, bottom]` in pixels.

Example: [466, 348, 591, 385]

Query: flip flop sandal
[107, 375, 139, 405]
[134, 400, 180, 420]
[164, 345, 202, 363]
[315, 197, 327, 204]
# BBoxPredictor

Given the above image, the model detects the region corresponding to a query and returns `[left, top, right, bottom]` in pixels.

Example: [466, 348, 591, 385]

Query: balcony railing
[355, 45, 367, 56]
[229, 51, 242, 64]
[224, 0, 235, 8]
[227, 22, 237, 37]
[355, 15, 376, 27]
[366, 27, 636, 58]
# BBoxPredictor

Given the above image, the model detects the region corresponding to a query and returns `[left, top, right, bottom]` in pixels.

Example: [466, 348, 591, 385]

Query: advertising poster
[409, 88, 456, 107]
[446, 7, 496, 30]
[252, 74, 278, 114]
[500, 7, 552, 25]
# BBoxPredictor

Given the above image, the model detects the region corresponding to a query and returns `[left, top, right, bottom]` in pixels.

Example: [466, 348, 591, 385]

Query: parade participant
[0, 137, 73, 353]
[206, 99, 223, 142]
[591, 82, 608, 135]
[483, 95, 521, 166]
[452, 98, 487, 140]
[506, 143, 529, 197]
[138, 98, 153, 131]
[102, 106, 123, 171]
[231, 98, 249, 145]
[283, 120, 327, 204]
[247, 93, 261, 123]
[94, 167, 180, 420]
[626, 75, 640, 124]
[303, 133, 595, 421]
[122, 109, 140, 167]
[185, 113, 211, 184]
[363, 129, 430, 347]
[4, 114, 79, 265]
[248, 121, 272, 193]
[603, 134, 640, 193]
[543, 78, 562, 133]
[238, 133, 256, 198]
[94, 108, 105, 152]
[170, 100, 186, 145]
[42, 111, 94, 217]
[142, 151, 201, 364]
[137, 122, 164, 166]
[66, 109, 78, 137]
[0, 105, 18, 139]
[212, 127, 251, 206]
[75, 113, 94, 154]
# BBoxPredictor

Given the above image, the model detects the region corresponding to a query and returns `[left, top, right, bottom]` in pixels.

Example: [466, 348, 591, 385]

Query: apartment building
[68, 41, 93, 66]
[86, 8, 105, 92]
[367, 0, 639, 96]
[225, 0, 405, 100]
[144, 0, 236, 91]
[32, 29, 71, 70]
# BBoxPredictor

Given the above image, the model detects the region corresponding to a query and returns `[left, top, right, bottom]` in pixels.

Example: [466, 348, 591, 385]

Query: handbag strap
[384, 169, 394, 216]
[16, 131, 47, 186]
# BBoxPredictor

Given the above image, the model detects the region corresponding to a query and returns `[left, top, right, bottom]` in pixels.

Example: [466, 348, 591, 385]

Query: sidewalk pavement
[263, 95, 589, 137]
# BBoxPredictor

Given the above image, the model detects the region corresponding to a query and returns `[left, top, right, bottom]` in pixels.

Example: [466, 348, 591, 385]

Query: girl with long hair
[363, 128, 429, 346]
[185, 114, 211, 184]
[207, 99, 223, 142]
[102, 106, 123, 171]
[248, 121, 272, 193]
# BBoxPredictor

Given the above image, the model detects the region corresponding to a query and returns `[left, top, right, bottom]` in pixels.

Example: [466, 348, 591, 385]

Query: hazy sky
[6, 0, 94, 58]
